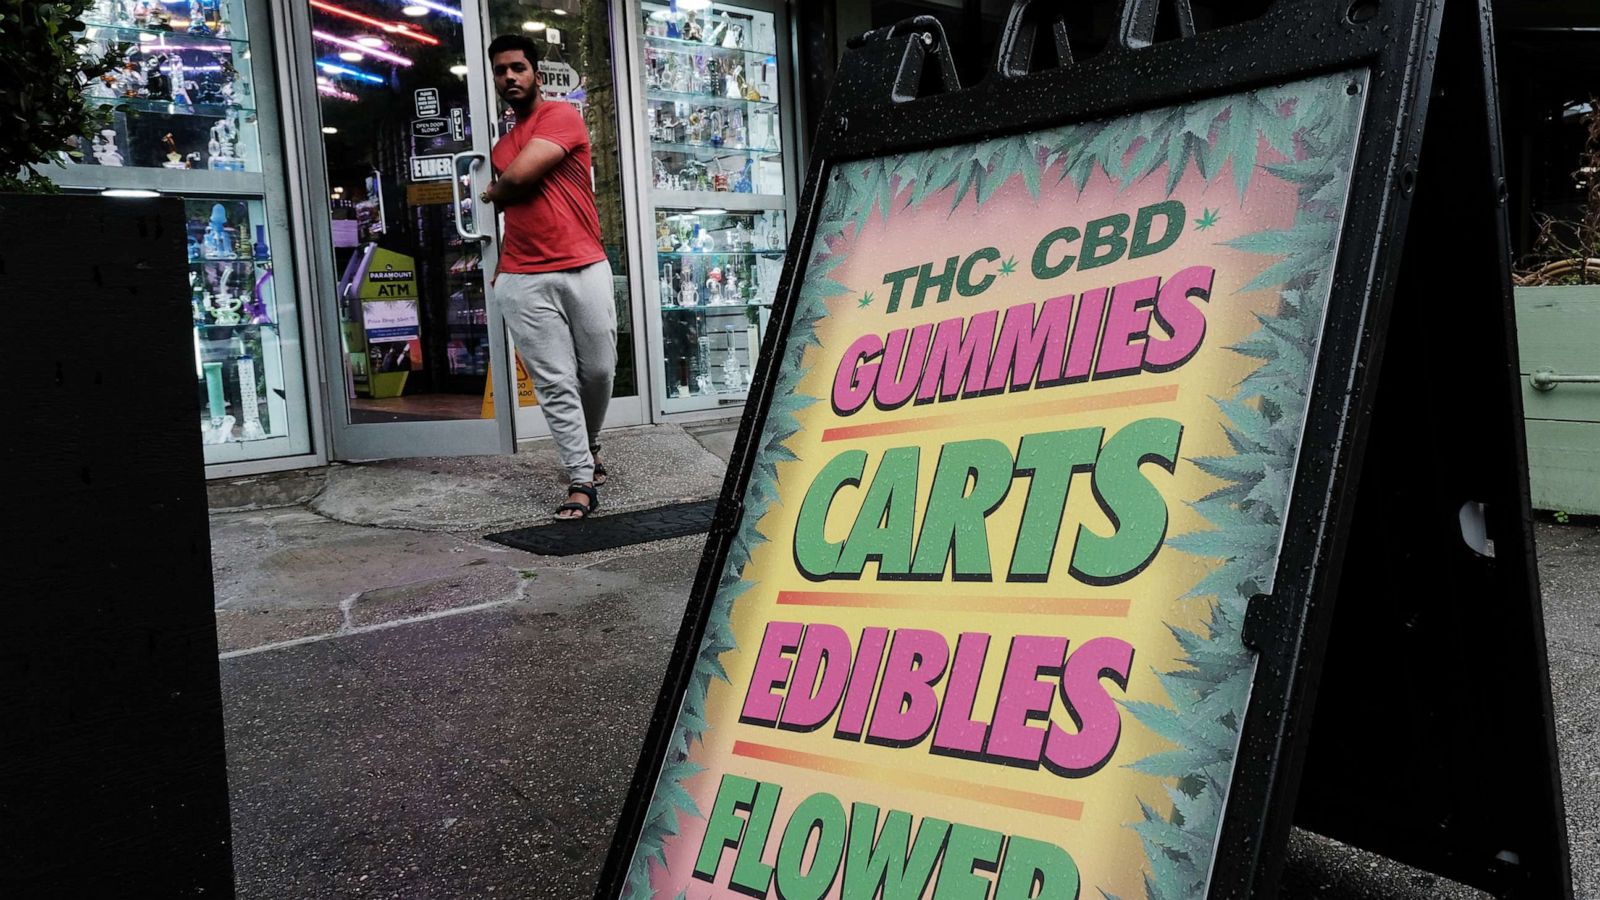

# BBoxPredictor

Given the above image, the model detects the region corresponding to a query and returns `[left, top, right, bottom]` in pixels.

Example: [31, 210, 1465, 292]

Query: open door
[292, 0, 514, 459]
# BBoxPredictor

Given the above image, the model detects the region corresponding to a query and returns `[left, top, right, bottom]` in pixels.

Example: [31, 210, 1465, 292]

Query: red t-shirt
[491, 101, 606, 274]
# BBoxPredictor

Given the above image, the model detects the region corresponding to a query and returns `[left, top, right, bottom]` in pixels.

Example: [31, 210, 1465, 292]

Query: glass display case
[187, 196, 287, 443]
[63, 0, 312, 468]
[636, 0, 793, 413]
[76, 0, 260, 172]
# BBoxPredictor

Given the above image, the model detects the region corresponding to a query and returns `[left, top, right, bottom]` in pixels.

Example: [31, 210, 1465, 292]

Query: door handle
[1531, 368, 1600, 391]
[451, 151, 491, 243]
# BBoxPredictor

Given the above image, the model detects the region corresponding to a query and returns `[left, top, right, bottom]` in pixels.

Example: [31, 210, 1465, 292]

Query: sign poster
[413, 117, 449, 138]
[415, 87, 441, 118]
[479, 354, 540, 418]
[622, 71, 1365, 899]
[358, 247, 422, 372]
[410, 154, 454, 182]
[539, 60, 584, 110]
[406, 181, 456, 206]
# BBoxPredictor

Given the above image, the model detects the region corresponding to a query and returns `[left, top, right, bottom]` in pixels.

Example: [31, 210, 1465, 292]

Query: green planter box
[1515, 285, 1600, 515]
[368, 370, 410, 399]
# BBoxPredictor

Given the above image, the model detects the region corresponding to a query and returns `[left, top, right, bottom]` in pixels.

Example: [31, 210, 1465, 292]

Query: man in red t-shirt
[481, 34, 614, 520]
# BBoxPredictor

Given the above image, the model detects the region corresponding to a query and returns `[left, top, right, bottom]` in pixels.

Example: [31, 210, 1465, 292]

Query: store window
[633, 0, 796, 416]
[67, 0, 315, 469]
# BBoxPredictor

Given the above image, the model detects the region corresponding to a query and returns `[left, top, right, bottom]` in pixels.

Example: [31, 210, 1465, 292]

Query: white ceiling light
[322, 126, 339, 134]
[401, 4, 428, 15]
[355, 36, 387, 48]
[521, 20, 545, 31]
[449, 63, 469, 75]
[679, 0, 711, 9]
[101, 188, 161, 198]
[338, 50, 363, 61]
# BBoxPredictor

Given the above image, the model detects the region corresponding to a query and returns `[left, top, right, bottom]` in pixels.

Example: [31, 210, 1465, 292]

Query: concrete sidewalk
[208, 424, 730, 656]
[210, 422, 1598, 899]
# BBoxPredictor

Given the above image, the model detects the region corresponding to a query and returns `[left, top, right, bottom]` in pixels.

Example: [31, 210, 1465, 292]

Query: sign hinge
[711, 498, 745, 536]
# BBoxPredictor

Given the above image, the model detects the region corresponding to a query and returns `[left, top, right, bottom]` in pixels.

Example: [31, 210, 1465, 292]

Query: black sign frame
[598, 1, 1573, 897]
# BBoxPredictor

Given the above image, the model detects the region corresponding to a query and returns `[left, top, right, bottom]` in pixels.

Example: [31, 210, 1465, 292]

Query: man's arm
[482, 137, 567, 205]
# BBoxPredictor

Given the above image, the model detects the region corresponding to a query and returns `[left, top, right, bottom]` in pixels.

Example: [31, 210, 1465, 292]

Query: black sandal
[591, 451, 608, 486]
[554, 483, 599, 520]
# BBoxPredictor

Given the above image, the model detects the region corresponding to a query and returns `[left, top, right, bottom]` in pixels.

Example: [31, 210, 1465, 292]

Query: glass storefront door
[480, 0, 648, 439]
[292, 0, 515, 458]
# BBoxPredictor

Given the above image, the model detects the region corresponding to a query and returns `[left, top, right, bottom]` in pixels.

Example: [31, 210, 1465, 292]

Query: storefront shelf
[645, 89, 777, 112]
[190, 256, 271, 264]
[650, 140, 782, 161]
[671, 386, 752, 399]
[196, 321, 277, 331]
[656, 250, 783, 257]
[659, 303, 771, 312]
[82, 22, 248, 49]
[643, 33, 777, 62]
[648, 190, 784, 210]
[97, 96, 255, 118]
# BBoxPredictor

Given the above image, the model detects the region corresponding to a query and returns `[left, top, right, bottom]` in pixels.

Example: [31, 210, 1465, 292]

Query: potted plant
[0, 0, 122, 192]
[1512, 98, 1600, 517]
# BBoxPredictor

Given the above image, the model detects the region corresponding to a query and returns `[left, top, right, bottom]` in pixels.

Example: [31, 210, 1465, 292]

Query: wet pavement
[211, 423, 1599, 899]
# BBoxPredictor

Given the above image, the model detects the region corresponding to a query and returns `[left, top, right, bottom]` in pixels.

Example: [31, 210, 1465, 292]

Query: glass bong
[677, 263, 699, 308]
[722, 326, 742, 389]
[202, 203, 233, 258]
[694, 336, 712, 395]
[207, 113, 244, 171]
[91, 129, 124, 166]
[659, 261, 676, 306]
[705, 264, 724, 304]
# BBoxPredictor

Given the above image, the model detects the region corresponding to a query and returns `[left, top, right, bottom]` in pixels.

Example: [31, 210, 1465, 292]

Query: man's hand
[486, 137, 567, 205]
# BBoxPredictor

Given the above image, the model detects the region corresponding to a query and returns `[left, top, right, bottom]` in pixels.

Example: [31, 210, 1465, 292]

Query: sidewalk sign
[480, 354, 539, 418]
[600, 2, 1573, 898]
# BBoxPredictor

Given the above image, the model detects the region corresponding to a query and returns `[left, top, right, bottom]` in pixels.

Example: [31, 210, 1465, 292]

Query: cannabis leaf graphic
[857, 291, 875, 309]
[1195, 207, 1221, 231]
[999, 255, 1018, 276]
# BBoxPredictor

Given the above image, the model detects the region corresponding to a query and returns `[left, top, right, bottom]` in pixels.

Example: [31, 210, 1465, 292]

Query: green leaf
[1126, 744, 1229, 778]
[1123, 698, 1234, 750]
[1164, 133, 1193, 196]
[1263, 159, 1334, 186]
[1126, 134, 1167, 188]
[1020, 140, 1043, 200]
[1224, 228, 1302, 257]
[951, 159, 980, 210]
[978, 142, 1012, 206]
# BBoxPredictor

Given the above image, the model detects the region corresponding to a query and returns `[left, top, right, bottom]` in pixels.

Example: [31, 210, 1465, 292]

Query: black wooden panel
[0, 194, 234, 896]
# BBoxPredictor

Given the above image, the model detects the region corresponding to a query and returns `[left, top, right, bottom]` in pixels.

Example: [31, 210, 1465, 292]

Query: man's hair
[487, 34, 541, 65]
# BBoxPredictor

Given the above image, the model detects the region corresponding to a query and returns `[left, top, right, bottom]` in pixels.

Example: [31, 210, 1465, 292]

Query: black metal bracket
[994, 0, 1075, 77]
[1119, 0, 1197, 49]
[845, 14, 961, 104]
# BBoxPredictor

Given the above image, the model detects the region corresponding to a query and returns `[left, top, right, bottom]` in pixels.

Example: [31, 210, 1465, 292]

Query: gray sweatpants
[498, 260, 616, 484]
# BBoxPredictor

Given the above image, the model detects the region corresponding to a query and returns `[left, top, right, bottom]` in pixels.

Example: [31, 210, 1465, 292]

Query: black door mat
[484, 500, 718, 556]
